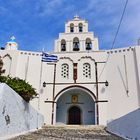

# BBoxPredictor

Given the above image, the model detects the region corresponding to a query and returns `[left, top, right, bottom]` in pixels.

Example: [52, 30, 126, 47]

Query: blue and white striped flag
[42, 52, 58, 62]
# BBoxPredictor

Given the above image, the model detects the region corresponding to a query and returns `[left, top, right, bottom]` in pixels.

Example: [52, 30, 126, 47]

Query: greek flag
[42, 52, 58, 62]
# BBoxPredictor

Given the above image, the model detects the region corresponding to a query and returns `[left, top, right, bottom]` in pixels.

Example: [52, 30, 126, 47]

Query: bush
[0, 76, 37, 102]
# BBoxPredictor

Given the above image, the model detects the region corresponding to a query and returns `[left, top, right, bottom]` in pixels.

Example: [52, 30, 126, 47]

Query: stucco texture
[0, 83, 44, 138]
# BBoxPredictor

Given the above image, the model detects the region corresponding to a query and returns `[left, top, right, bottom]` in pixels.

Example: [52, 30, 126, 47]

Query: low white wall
[0, 83, 44, 138]
[107, 108, 140, 140]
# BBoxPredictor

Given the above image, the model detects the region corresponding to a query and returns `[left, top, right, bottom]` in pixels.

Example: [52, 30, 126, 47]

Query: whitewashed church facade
[0, 16, 140, 126]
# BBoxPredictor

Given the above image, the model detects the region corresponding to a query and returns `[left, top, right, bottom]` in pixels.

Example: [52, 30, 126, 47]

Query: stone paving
[8, 125, 125, 140]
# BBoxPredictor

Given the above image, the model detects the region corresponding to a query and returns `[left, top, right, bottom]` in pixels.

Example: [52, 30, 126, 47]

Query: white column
[67, 41, 71, 52]
[92, 40, 95, 51]
[83, 40, 86, 51]
[79, 40, 83, 51]
[75, 26, 78, 33]
[53, 103, 57, 124]
[57, 41, 61, 52]
[93, 38, 99, 51]
[69, 40, 73, 51]
[79, 40, 85, 51]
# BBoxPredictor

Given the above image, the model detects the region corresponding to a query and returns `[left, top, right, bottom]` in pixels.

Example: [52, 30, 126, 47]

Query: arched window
[61, 63, 69, 79]
[83, 63, 91, 78]
[61, 39, 66, 51]
[70, 23, 74, 33]
[73, 37, 79, 51]
[85, 38, 92, 51]
[79, 23, 83, 32]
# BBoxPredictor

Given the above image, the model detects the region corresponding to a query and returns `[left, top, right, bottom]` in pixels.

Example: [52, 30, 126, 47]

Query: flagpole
[51, 63, 56, 125]
[41, 52, 58, 125]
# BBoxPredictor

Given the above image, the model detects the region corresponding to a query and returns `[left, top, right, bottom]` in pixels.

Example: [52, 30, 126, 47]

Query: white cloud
[1, 0, 140, 51]
[35, 0, 65, 17]
[85, 0, 140, 49]
[36, 0, 140, 49]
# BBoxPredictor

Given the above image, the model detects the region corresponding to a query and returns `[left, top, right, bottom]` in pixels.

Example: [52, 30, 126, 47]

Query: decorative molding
[3, 54, 12, 60]
[20, 51, 41, 56]
[59, 57, 74, 63]
[54, 85, 97, 102]
[78, 56, 95, 62]
[107, 47, 134, 54]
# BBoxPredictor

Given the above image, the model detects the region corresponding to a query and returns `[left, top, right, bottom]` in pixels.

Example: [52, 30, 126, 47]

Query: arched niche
[61, 39, 66, 51]
[73, 37, 80, 51]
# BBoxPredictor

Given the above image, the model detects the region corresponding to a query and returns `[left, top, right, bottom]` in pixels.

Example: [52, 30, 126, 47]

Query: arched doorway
[55, 86, 96, 125]
[68, 106, 81, 124]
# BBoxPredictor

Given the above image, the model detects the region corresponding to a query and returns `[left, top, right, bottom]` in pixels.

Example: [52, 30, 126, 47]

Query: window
[70, 23, 74, 33]
[73, 37, 79, 51]
[79, 23, 83, 32]
[83, 63, 91, 78]
[61, 64, 69, 79]
[61, 39, 66, 51]
[85, 38, 92, 50]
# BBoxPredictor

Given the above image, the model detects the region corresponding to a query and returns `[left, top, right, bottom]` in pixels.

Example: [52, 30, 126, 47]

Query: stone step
[8, 125, 125, 140]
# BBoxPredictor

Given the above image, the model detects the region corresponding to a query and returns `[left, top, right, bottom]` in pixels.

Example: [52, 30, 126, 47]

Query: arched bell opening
[70, 23, 74, 33]
[73, 37, 80, 51]
[61, 39, 66, 51]
[85, 38, 92, 51]
[79, 23, 83, 32]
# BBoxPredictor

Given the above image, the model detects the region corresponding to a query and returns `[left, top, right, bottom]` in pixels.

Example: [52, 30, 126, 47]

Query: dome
[5, 36, 18, 50]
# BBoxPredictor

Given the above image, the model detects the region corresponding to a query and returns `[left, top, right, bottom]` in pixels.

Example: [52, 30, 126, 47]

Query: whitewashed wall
[0, 50, 19, 77]
[106, 46, 140, 139]
[134, 46, 140, 106]
[0, 83, 44, 139]
[107, 108, 140, 140]
[106, 47, 140, 122]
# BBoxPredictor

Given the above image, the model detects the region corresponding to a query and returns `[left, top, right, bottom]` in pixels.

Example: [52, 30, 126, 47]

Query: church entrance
[55, 86, 96, 125]
[68, 106, 81, 124]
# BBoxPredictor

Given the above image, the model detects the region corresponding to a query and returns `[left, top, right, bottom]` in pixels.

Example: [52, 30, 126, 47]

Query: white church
[0, 15, 140, 127]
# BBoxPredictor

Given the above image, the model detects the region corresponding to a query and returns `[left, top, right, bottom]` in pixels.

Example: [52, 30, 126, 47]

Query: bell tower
[5, 36, 18, 50]
[54, 15, 99, 52]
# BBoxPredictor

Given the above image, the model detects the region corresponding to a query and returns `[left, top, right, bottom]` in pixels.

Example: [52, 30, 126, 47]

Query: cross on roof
[74, 14, 80, 19]
[10, 36, 16, 41]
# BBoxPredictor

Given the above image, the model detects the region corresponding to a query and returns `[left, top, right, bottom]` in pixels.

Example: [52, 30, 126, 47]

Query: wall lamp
[43, 81, 47, 87]
[105, 80, 109, 87]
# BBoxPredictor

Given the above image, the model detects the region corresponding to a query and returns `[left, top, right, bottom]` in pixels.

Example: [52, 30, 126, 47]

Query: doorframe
[67, 105, 83, 125]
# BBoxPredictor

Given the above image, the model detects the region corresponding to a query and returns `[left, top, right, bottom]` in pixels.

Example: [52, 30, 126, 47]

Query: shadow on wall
[0, 83, 44, 139]
[107, 108, 140, 140]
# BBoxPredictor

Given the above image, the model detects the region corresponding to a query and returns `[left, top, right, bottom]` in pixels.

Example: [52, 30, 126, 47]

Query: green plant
[0, 76, 37, 102]
[0, 75, 8, 83]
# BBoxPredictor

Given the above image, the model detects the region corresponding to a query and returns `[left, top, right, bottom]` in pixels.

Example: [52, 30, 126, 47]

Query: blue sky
[0, 0, 140, 52]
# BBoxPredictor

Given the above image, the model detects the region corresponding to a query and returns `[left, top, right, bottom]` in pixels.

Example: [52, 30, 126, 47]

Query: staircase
[8, 125, 125, 140]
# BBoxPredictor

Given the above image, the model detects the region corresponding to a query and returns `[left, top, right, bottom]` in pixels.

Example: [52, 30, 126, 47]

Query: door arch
[55, 86, 96, 125]
[68, 106, 81, 124]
